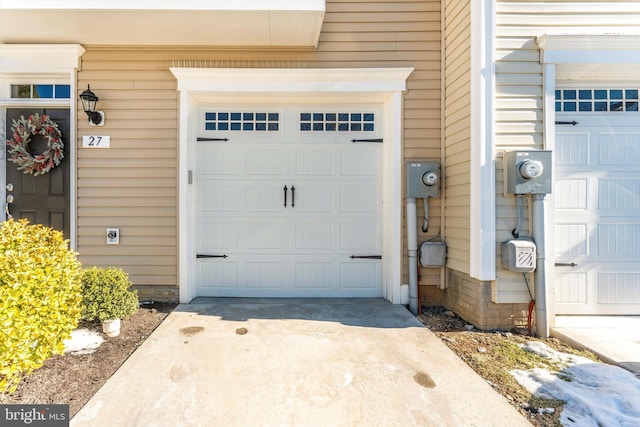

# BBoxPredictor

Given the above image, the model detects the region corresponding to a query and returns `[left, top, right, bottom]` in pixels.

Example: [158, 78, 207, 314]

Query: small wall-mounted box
[106, 228, 120, 245]
[504, 150, 552, 195]
[419, 241, 447, 267]
[501, 238, 536, 272]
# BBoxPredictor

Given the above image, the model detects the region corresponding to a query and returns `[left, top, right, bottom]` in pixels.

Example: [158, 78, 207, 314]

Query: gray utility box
[504, 150, 552, 195]
[501, 238, 536, 272]
[419, 241, 447, 267]
[406, 161, 440, 198]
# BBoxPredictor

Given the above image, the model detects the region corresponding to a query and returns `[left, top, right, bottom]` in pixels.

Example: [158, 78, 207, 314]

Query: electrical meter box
[406, 161, 440, 198]
[504, 150, 552, 195]
[419, 241, 447, 267]
[501, 239, 536, 272]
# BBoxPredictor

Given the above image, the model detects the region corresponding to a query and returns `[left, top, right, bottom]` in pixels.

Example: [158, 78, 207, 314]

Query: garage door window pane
[594, 90, 607, 99]
[204, 111, 280, 132]
[557, 88, 640, 113]
[595, 102, 608, 112]
[610, 102, 624, 112]
[299, 112, 376, 132]
[579, 90, 592, 100]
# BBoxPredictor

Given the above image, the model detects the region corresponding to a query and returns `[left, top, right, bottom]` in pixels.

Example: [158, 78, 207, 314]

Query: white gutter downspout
[532, 195, 550, 337]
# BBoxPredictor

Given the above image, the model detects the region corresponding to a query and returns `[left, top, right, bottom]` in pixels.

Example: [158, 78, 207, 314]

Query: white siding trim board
[470, 0, 497, 281]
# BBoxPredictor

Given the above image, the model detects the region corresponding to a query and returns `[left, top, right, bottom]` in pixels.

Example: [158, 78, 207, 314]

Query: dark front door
[5, 108, 70, 238]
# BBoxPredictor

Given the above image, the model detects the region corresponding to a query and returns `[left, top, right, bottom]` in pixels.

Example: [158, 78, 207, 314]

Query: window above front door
[10, 84, 71, 100]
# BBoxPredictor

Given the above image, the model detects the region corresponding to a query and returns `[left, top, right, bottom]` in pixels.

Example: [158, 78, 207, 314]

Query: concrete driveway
[72, 299, 530, 427]
[553, 315, 640, 377]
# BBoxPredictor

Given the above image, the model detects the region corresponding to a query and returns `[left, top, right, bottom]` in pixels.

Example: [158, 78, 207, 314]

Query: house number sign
[83, 135, 110, 148]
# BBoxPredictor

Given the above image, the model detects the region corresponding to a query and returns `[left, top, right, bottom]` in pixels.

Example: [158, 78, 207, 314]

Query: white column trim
[542, 63, 556, 327]
[384, 91, 404, 304]
[470, 0, 496, 281]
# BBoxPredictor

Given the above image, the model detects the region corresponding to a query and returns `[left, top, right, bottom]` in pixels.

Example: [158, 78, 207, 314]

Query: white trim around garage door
[171, 67, 414, 304]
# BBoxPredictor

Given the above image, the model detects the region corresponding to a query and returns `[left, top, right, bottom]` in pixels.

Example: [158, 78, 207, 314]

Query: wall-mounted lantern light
[79, 85, 105, 126]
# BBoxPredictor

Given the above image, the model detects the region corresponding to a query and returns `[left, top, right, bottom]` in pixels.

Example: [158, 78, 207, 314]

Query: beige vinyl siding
[443, 0, 471, 275]
[493, 1, 640, 303]
[75, 67, 178, 288]
[76, 0, 443, 294]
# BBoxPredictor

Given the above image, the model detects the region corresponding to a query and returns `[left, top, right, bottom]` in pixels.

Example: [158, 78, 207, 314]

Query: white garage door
[555, 88, 640, 314]
[195, 106, 383, 297]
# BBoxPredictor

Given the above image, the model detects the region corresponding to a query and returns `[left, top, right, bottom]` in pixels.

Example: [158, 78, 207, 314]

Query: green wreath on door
[7, 113, 64, 176]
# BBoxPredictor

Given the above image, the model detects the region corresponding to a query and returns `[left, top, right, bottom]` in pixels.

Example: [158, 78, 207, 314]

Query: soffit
[0, 1, 325, 48]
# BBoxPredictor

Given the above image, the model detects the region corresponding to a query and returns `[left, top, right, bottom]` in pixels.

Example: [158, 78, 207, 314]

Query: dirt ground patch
[417, 306, 601, 427]
[0, 302, 176, 418]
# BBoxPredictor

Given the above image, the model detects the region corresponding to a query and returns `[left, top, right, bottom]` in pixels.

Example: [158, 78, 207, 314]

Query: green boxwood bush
[81, 267, 139, 322]
[0, 219, 82, 394]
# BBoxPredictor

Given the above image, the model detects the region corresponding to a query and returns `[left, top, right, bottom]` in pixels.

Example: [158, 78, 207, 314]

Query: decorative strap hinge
[351, 138, 383, 143]
[197, 137, 229, 142]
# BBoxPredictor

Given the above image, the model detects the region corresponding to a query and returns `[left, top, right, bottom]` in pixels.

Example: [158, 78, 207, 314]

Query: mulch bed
[0, 302, 176, 418]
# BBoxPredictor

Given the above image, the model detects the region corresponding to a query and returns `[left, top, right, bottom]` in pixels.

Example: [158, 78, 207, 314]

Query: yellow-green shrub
[0, 219, 82, 394]
[80, 267, 139, 322]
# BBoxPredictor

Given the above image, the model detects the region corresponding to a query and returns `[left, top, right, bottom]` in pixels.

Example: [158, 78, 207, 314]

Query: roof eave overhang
[0, 1, 325, 48]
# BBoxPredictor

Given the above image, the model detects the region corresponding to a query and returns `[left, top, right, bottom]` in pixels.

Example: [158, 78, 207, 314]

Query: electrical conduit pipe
[407, 197, 419, 314]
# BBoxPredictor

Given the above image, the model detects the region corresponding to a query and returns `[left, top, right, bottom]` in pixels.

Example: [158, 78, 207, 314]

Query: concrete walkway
[552, 316, 640, 377]
[72, 299, 531, 427]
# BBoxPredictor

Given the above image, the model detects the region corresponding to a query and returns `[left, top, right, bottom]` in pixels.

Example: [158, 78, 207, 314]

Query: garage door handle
[555, 262, 577, 267]
[283, 185, 288, 207]
[291, 185, 295, 208]
[197, 254, 228, 259]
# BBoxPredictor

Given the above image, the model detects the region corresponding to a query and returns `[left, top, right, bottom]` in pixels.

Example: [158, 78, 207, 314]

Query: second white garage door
[195, 106, 383, 297]
[555, 96, 640, 314]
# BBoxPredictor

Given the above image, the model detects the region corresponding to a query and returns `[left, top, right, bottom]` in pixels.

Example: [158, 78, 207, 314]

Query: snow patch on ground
[64, 329, 104, 355]
[511, 342, 640, 427]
